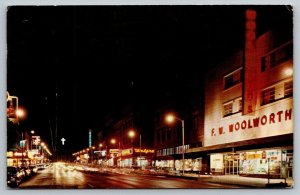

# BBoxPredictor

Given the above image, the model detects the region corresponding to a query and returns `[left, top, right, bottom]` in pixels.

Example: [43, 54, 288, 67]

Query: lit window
[261, 80, 293, 106]
[261, 42, 293, 72]
[223, 97, 242, 117]
[224, 68, 243, 89]
[223, 102, 233, 117]
[284, 80, 293, 97]
[261, 87, 275, 105]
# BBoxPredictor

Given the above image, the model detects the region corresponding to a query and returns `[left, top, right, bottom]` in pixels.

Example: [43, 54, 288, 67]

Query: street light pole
[166, 114, 185, 176]
[139, 134, 141, 158]
[181, 119, 185, 176]
[21, 132, 24, 167]
[139, 134, 141, 167]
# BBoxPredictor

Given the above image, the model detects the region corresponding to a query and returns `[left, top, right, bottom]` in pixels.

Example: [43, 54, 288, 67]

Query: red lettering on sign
[253, 117, 260, 127]
[235, 122, 240, 131]
[277, 111, 283, 122]
[261, 115, 267, 125]
[269, 113, 275, 124]
[248, 119, 253, 128]
[241, 120, 246, 129]
[218, 127, 224, 135]
[285, 109, 292, 121]
[229, 124, 234, 132]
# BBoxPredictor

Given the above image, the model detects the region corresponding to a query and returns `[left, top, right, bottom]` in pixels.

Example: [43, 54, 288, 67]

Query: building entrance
[224, 154, 239, 175]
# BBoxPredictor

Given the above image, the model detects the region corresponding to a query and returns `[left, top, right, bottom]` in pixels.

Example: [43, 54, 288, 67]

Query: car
[29, 165, 38, 174]
[37, 164, 45, 170]
[20, 166, 31, 178]
[7, 166, 23, 187]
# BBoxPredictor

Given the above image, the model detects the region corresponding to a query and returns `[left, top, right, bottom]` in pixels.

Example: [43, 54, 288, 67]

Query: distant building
[97, 105, 155, 168]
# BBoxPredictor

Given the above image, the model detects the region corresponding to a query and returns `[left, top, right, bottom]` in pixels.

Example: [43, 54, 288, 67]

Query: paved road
[19, 162, 243, 189]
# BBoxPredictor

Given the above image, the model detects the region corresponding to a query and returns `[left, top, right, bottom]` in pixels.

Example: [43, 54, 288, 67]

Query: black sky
[7, 5, 293, 153]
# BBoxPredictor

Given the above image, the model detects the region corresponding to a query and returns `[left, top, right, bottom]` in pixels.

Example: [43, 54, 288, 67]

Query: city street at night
[19, 162, 242, 189]
[6, 5, 293, 190]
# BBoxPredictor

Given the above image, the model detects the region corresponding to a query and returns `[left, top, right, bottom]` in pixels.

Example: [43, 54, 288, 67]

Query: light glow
[166, 114, 175, 123]
[128, 130, 135, 138]
[16, 108, 25, 118]
[111, 139, 116, 144]
[284, 68, 293, 76]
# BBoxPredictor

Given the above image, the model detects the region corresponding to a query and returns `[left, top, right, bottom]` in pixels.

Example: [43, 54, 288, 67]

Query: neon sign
[134, 148, 154, 154]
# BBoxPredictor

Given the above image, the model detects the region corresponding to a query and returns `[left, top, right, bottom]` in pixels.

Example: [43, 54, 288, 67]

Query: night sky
[7, 5, 292, 153]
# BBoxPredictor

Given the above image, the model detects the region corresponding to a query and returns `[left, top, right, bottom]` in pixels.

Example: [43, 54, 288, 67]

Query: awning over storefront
[187, 133, 293, 154]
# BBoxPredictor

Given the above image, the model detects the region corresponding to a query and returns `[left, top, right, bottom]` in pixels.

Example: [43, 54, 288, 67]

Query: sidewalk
[179, 173, 294, 188]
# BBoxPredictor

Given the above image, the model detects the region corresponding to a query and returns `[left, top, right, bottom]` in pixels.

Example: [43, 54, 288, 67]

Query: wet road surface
[19, 162, 243, 189]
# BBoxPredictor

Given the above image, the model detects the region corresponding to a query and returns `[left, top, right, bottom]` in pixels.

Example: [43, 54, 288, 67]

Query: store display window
[239, 149, 282, 177]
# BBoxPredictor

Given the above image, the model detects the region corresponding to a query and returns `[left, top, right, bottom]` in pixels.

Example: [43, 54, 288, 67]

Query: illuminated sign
[89, 130, 92, 147]
[32, 136, 41, 145]
[210, 154, 223, 171]
[110, 149, 119, 154]
[31, 149, 39, 155]
[134, 148, 155, 154]
[121, 148, 133, 156]
[6, 151, 13, 157]
[13, 152, 28, 158]
[205, 100, 293, 146]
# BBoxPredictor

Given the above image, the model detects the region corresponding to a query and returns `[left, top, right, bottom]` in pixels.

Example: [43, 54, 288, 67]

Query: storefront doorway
[224, 154, 239, 175]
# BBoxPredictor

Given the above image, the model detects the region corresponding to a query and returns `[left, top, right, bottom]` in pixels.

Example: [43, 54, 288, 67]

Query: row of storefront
[154, 146, 293, 179]
[7, 150, 50, 167]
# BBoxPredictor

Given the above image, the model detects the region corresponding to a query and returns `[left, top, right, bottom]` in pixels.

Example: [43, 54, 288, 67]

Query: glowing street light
[16, 108, 26, 119]
[165, 113, 185, 175]
[30, 130, 35, 150]
[128, 130, 135, 138]
[110, 139, 116, 145]
[128, 129, 142, 168]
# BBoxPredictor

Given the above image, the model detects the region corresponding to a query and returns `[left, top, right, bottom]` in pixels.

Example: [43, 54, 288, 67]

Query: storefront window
[239, 149, 282, 177]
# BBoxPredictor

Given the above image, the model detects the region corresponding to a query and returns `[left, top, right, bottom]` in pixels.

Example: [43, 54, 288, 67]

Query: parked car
[29, 165, 38, 174]
[37, 164, 45, 170]
[7, 166, 23, 187]
[20, 166, 31, 178]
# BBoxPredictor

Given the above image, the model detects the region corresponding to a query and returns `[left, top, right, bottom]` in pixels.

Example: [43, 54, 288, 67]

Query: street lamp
[16, 108, 26, 167]
[16, 108, 26, 121]
[128, 130, 135, 140]
[110, 139, 116, 145]
[91, 146, 95, 164]
[128, 129, 142, 168]
[165, 113, 185, 175]
[110, 138, 121, 167]
[30, 130, 35, 150]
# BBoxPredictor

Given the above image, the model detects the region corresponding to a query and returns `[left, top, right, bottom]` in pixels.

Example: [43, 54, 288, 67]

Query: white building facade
[201, 26, 293, 179]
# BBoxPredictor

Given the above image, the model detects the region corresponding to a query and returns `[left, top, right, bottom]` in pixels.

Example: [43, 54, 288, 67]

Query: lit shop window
[224, 68, 243, 89]
[261, 42, 293, 72]
[223, 97, 242, 117]
[261, 80, 293, 105]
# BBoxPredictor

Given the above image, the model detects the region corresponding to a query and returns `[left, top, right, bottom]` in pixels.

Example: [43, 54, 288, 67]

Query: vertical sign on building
[89, 129, 92, 147]
[243, 9, 257, 115]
